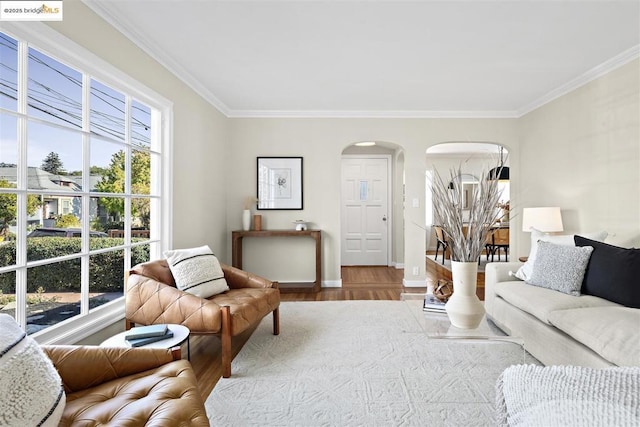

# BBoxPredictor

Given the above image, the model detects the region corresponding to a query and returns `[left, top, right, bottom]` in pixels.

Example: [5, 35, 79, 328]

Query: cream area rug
[206, 301, 537, 426]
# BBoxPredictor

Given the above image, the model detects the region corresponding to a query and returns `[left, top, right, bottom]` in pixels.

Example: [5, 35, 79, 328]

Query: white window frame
[0, 22, 173, 344]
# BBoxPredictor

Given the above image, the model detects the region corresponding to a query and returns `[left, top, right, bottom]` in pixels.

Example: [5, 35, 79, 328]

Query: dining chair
[433, 226, 448, 264]
[487, 227, 509, 261]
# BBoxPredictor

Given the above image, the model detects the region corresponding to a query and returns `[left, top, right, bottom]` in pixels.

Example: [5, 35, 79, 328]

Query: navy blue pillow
[574, 235, 640, 308]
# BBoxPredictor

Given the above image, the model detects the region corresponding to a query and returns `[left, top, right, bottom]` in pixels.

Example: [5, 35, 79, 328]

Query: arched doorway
[340, 141, 405, 270]
[425, 142, 511, 262]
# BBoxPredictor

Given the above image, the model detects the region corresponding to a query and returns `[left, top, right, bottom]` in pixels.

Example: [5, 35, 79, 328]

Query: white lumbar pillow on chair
[0, 314, 66, 426]
[164, 245, 229, 298]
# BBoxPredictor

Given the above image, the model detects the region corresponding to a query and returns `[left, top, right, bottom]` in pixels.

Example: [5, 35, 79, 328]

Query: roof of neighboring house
[0, 167, 102, 191]
[70, 175, 103, 191]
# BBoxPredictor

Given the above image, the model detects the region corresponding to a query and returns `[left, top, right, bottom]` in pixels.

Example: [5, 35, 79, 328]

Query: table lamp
[521, 207, 564, 233]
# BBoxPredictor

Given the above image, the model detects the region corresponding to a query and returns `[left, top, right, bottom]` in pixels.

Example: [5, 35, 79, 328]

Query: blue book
[126, 331, 174, 347]
[124, 324, 169, 340]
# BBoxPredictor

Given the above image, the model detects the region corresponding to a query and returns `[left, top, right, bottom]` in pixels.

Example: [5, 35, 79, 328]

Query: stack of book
[124, 324, 173, 347]
[423, 294, 446, 313]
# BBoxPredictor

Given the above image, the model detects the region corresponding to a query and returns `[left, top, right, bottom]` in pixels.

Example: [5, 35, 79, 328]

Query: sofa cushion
[574, 236, 640, 309]
[493, 281, 618, 325]
[62, 360, 209, 426]
[0, 314, 66, 426]
[548, 306, 640, 366]
[164, 245, 229, 298]
[527, 241, 593, 296]
[515, 229, 607, 281]
[211, 287, 281, 335]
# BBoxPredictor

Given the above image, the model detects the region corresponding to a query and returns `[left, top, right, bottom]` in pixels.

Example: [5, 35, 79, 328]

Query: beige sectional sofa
[485, 261, 640, 367]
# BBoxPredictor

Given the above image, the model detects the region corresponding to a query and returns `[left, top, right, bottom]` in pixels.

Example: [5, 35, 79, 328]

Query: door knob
[382, 215, 387, 221]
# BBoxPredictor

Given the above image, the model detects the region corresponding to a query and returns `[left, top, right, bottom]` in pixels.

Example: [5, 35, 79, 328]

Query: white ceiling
[85, 0, 640, 118]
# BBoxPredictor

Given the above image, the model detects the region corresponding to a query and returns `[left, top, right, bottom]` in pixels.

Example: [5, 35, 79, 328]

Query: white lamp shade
[522, 207, 564, 232]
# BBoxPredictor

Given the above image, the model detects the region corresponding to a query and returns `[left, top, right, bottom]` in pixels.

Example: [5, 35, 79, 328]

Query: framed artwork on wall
[257, 157, 303, 210]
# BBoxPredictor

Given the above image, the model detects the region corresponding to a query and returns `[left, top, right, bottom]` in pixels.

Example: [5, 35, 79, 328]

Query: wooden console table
[231, 229, 322, 293]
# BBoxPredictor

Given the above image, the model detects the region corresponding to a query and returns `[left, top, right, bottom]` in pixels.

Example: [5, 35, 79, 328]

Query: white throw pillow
[514, 229, 607, 281]
[0, 314, 66, 426]
[164, 245, 229, 298]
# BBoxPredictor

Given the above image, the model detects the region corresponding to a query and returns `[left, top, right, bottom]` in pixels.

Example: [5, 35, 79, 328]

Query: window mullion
[124, 96, 132, 264]
[80, 73, 91, 315]
[150, 109, 161, 258]
[14, 39, 29, 329]
[124, 95, 133, 245]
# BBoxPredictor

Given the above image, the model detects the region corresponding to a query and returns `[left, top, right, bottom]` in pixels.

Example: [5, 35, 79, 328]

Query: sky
[0, 30, 151, 175]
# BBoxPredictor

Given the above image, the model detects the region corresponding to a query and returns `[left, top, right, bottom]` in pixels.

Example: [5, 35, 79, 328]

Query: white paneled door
[341, 156, 389, 266]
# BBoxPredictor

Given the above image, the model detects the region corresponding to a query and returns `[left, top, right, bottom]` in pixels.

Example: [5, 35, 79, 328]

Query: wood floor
[189, 257, 484, 400]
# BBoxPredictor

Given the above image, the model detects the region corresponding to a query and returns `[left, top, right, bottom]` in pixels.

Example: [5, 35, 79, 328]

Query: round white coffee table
[101, 324, 191, 360]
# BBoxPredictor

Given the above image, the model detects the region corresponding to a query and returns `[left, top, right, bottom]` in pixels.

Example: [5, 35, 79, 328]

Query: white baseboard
[322, 280, 342, 288]
[403, 279, 427, 287]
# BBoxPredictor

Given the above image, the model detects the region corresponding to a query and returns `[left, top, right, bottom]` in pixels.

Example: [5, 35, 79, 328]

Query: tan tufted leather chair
[41, 345, 209, 426]
[125, 259, 280, 378]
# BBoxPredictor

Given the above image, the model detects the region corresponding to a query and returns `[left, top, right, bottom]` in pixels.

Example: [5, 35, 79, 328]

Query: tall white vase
[242, 209, 251, 231]
[445, 261, 485, 329]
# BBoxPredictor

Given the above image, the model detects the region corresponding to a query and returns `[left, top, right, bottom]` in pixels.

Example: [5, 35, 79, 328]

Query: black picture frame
[257, 157, 303, 210]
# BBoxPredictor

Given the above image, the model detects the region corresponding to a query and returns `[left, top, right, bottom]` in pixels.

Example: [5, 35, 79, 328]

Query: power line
[1, 33, 152, 143]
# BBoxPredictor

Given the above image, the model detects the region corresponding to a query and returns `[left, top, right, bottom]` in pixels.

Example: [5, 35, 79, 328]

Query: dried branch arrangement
[430, 164, 506, 262]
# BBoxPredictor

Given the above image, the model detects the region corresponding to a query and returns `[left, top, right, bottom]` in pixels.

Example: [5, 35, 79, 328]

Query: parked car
[27, 228, 108, 238]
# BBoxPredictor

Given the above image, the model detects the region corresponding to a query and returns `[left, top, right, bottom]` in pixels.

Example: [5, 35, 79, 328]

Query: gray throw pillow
[527, 241, 593, 296]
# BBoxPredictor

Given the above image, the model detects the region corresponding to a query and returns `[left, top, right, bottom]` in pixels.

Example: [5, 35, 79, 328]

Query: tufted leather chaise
[42, 345, 209, 426]
[125, 259, 280, 378]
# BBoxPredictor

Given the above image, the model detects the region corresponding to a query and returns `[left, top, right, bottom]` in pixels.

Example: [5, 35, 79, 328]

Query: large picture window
[0, 26, 170, 341]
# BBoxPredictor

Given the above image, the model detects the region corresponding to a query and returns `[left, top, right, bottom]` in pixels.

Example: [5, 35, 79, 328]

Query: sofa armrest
[485, 262, 522, 287]
[41, 345, 179, 393]
[129, 259, 175, 287]
[222, 263, 278, 290]
[485, 262, 523, 317]
[126, 274, 222, 333]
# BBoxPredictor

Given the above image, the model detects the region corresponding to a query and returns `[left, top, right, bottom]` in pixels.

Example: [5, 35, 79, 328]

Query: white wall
[226, 118, 519, 285]
[393, 151, 406, 267]
[517, 59, 640, 256]
[47, 1, 230, 255]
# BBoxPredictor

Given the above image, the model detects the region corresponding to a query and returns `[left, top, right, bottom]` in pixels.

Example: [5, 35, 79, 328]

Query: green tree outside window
[41, 152, 66, 175]
[94, 150, 150, 228]
[0, 180, 42, 238]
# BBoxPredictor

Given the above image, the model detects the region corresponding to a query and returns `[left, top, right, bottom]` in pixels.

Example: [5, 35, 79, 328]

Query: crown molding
[226, 109, 520, 119]
[82, 0, 231, 116]
[516, 44, 640, 117]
